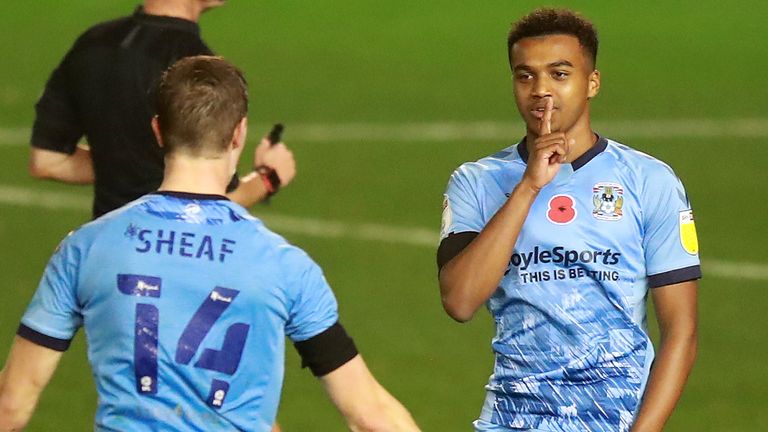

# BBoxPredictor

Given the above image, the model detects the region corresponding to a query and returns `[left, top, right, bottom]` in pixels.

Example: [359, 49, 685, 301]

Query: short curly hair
[507, 8, 598, 69]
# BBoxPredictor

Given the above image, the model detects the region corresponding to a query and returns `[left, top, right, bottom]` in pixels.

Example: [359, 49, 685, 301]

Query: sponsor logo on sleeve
[679, 209, 699, 254]
[592, 182, 624, 221]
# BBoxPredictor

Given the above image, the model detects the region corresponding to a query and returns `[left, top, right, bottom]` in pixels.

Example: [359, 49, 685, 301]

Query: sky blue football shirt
[20, 192, 340, 431]
[441, 136, 701, 432]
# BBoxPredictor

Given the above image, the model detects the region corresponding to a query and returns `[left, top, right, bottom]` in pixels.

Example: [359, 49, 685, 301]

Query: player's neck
[158, 155, 230, 196]
[143, 0, 204, 22]
[564, 123, 597, 162]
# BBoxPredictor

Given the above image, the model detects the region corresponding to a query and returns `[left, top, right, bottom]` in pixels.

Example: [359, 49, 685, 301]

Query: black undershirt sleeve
[293, 321, 358, 377]
[16, 323, 72, 352]
[436, 231, 479, 272]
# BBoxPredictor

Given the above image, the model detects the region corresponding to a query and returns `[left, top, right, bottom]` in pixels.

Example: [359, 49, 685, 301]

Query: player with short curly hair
[438, 8, 700, 432]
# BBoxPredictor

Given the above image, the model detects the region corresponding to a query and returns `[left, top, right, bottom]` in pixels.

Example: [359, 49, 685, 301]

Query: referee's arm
[29, 45, 94, 186]
[29, 145, 94, 185]
[226, 135, 295, 207]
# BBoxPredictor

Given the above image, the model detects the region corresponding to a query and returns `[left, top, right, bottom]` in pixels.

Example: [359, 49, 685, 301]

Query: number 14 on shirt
[117, 273, 250, 409]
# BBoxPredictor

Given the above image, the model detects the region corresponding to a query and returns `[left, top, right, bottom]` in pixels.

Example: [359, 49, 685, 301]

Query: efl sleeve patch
[440, 166, 486, 238]
[679, 210, 699, 255]
[440, 195, 453, 239]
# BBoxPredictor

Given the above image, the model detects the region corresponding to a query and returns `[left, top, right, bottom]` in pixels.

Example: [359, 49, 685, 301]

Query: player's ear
[587, 69, 601, 99]
[151, 116, 164, 148]
[231, 117, 247, 150]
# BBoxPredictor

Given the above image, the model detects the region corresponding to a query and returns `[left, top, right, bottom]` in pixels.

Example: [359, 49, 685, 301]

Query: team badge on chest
[592, 182, 624, 221]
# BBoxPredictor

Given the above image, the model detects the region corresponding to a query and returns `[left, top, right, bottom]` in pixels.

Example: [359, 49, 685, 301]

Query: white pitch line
[0, 127, 28, 146]
[262, 213, 438, 247]
[0, 184, 766, 281]
[700, 261, 768, 281]
[1, 118, 768, 146]
[0, 184, 92, 209]
[0, 185, 438, 248]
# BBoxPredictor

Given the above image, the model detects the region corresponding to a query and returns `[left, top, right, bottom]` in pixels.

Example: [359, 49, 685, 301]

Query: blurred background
[0, 1, 766, 430]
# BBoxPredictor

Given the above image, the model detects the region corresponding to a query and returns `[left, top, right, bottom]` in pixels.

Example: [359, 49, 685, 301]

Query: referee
[29, 0, 295, 218]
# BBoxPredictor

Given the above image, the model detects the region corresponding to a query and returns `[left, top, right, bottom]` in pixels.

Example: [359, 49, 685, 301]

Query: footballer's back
[21, 192, 339, 431]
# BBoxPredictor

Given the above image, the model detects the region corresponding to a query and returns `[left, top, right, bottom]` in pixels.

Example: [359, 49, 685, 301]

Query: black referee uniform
[31, 7, 221, 218]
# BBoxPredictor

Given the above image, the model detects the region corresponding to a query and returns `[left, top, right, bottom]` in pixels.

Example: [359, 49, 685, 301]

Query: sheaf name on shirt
[129, 227, 237, 263]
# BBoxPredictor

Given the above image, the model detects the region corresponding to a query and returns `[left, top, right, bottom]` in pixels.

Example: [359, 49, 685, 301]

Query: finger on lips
[539, 97, 554, 136]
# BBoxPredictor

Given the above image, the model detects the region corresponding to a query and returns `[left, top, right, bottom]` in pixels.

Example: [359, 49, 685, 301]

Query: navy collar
[132, 6, 200, 34]
[518, 133, 608, 171]
[152, 191, 229, 201]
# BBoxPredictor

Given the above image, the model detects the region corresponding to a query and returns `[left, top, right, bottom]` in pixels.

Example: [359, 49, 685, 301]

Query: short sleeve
[642, 166, 701, 287]
[31, 49, 83, 154]
[440, 165, 484, 239]
[20, 234, 84, 343]
[280, 246, 339, 342]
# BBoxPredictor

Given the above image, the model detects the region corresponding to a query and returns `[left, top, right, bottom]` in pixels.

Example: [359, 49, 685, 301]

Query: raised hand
[254, 137, 296, 187]
[521, 97, 573, 191]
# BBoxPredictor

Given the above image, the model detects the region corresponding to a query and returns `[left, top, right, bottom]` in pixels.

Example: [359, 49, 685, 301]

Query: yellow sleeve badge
[679, 210, 699, 255]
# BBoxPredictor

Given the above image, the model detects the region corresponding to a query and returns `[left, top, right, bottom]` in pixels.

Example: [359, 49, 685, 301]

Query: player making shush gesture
[437, 8, 700, 432]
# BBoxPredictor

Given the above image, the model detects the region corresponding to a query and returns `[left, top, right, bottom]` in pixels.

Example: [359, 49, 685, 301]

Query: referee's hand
[254, 137, 296, 187]
[522, 97, 573, 191]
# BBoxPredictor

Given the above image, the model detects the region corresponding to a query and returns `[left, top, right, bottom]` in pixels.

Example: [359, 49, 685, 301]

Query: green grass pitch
[0, 1, 766, 430]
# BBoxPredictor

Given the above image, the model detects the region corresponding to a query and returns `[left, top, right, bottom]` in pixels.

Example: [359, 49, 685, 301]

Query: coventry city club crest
[592, 182, 624, 221]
